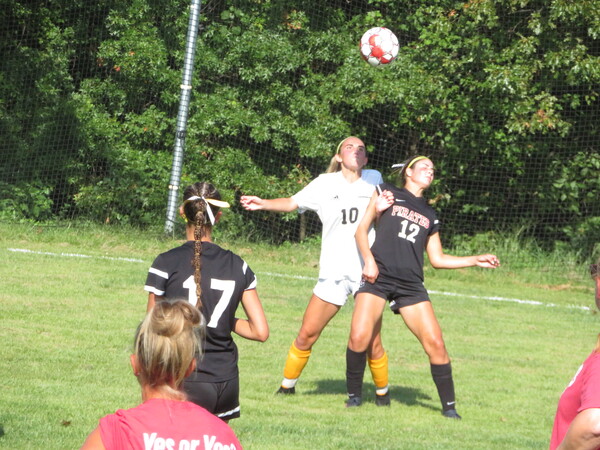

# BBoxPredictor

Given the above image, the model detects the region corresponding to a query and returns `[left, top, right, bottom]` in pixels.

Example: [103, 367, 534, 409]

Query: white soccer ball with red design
[359, 27, 399, 66]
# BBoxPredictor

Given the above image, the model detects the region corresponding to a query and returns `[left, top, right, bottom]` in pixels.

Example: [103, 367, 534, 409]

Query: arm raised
[240, 195, 298, 213]
[426, 233, 500, 270]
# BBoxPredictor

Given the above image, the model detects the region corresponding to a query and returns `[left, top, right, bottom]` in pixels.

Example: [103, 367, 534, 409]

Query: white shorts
[312, 278, 361, 306]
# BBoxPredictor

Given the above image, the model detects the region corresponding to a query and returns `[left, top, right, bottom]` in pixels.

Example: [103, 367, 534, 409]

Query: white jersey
[292, 169, 382, 281]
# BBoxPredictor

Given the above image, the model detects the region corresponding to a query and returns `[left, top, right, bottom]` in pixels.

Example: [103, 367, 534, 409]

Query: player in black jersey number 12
[345, 156, 500, 418]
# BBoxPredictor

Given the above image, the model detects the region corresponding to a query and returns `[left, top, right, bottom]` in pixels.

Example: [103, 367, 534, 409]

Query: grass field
[0, 222, 598, 449]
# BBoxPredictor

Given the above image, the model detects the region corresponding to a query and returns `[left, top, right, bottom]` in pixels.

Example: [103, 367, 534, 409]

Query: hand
[475, 254, 500, 269]
[362, 258, 380, 284]
[240, 195, 263, 211]
[375, 190, 394, 214]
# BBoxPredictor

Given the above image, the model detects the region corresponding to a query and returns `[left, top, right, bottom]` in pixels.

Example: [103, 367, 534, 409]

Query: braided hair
[181, 182, 223, 310]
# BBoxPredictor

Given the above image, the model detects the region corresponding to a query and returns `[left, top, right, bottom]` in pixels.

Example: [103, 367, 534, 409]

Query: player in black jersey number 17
[144, 182, 269, 421]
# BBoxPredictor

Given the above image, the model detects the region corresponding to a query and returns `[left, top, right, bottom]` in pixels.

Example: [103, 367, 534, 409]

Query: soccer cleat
[276, 386, 295, 395]
[375, 392, 390, 406]
[442, 409, 462, 419]
[345, 396, 362, 407]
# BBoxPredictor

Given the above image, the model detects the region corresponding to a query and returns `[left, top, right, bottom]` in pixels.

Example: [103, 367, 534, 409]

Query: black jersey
[144, 241, 257, 382]
[370, 184, 440, 283]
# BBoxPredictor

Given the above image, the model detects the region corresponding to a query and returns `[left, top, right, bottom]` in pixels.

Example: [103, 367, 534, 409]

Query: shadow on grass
[304, 379, 438, 412]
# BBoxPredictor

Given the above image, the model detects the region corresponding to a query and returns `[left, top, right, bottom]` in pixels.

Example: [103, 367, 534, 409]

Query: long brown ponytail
[181, 182, 224, 310]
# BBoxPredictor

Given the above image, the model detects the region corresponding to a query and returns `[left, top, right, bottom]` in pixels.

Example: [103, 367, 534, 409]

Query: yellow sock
[283, 342, 311, 381]
[368, 351, 389, 395]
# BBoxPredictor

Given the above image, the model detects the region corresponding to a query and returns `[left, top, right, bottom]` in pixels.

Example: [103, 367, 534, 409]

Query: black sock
[346, 347, 367, 398]
[430, 362, 456, 411]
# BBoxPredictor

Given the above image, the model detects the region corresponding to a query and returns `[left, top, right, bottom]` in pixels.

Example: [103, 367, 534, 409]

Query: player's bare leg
[348, 293, 386, 353]
[278, 294, 340, 393]
[399, 302, 448, 363]
[399, 301, 460, 419]
[366, 320, 384, 360]
[295, 294, 341, 350]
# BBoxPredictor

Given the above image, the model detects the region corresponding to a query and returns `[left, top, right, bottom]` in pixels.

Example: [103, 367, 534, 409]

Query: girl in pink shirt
[549, 262, 600, 450]
[81, 300, 241, 450]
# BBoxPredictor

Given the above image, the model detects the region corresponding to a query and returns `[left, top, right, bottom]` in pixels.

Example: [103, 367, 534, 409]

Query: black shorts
[184, 374, 240, 421]
[357, 273, 430, 313]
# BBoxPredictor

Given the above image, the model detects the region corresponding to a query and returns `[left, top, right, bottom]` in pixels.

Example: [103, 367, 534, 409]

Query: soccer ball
[359, 27, 399, 67]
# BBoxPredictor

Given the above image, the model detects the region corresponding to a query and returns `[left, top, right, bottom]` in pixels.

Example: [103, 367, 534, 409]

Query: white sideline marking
[6, 248, 589, 311]
[428, 289, 590, 311]
[8, 248, 144, 263]
[257, 272, 590, 311]
[257, 271, 313, 281]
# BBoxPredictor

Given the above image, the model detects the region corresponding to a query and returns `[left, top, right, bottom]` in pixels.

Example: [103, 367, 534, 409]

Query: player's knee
[295, 332, 317, 350]
[422, 336, 447, 358]
[348, 329, 371, 352]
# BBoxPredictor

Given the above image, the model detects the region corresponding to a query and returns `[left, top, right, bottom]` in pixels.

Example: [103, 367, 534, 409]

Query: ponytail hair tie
[182, 196, 230, 225]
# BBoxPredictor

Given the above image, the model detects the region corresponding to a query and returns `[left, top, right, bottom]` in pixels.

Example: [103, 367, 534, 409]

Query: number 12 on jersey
[398, 219, 419, 243]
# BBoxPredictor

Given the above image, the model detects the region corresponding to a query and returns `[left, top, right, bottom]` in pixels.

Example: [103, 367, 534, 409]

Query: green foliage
[74, 147, 173, 225]
[566, 216, 600, 262]
[180, 0, 600, 242]
[0, 181, 54, 221]
[1, 0, 598, 249]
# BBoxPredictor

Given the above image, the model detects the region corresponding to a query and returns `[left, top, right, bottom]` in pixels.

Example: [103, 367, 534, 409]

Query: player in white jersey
[240, 137, 391, 405]
[145, 182, 269, 421]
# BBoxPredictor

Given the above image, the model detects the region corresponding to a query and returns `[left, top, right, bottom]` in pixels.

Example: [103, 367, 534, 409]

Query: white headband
[182, 195, 230, 225]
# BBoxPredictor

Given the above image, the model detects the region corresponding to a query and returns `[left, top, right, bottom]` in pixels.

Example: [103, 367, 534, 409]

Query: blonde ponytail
[134, 300, 203, 399]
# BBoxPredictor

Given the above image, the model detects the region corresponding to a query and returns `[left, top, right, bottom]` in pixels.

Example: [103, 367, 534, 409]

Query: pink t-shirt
[550, 351, 600, 449]
[99, 398, 242, 450]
